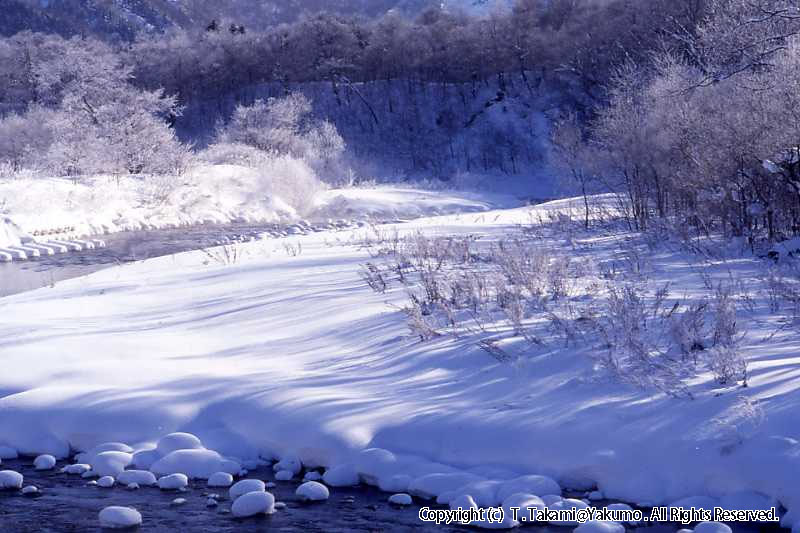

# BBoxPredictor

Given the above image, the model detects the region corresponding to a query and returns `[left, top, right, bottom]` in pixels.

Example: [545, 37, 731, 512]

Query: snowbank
[0, 198, 797, 526]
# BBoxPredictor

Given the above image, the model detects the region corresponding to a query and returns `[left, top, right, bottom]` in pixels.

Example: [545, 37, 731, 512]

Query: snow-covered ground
[0, 196, 798, 529]
[0, 166, 517, 244]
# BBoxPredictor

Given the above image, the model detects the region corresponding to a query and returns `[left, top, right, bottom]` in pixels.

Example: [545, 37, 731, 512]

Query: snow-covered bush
[214, 93, 346, 185]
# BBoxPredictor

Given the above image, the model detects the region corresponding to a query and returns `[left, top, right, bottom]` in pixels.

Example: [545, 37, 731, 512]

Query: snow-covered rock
[273, 453, 302, 475]
[98, 506, 142, 529]
[548, 498, 589, 526]
[131, 448, 160, 470]
[574, 521, 625, 533]
[303, 471, 322, 482]
[230, 479, 265, 500]
[323, 464, 360, 487]
[63, 464, 92, 475]
[295, 481, 329, 502]
[206, 498, 218, 507]
[150, 448, 239, 479]
[541, 494, 563, 506]
[117, 470, 157, 487]
[450, 493, 478, 510]
[126, 483, 139, 490]
[501, 493, 545, 519]
[97, 476, 115, 488]
[91, 451, 133, 477]
[275, 470, 293, 481]
[75, 443, 133, 464]
[694, 522, 733, 533]
[157, 473, 189, 490]
[232, 491, 275, 517]
[34, 455, 56, 470]
[171, 498, 187, 506]
[156, 432, 203, 456]
[0, 470, 23, 490]
[495, 475, 561, 502]
[208, 472, 234, 487]
[453, 480, 502, 507]
[389, 493, 413, 506]
[21, 485, 39, 495]
[355, 448, 397, 485]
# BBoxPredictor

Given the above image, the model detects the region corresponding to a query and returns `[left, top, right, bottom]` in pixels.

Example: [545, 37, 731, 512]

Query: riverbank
[0, 197, 799, 530]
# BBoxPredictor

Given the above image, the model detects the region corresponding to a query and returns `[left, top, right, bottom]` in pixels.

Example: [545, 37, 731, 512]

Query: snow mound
[388, 493, 412, 506]
[207, 472, 234, 488]
[63, 464, 91, 475]
[295, 481, 329, 502]
[232, 491, 275, 518]
[230, 479, 265, 500]
[501, 493, 545, 518]
[273, 453, 302, 475]
[91, 451, 133, 477]
[694, 523, 733, 533]
[274, 470, 293, 481]
[156, 432, 204, 456]
[117, 470, 156, 487]
[409, 472, 484, 500]
[99, 506, 142, 529]
[97, 476, 115, 488]
[549, 499, 589, 526]
[453, 479, 502, 507]
[33, 455, 56, 471]
[379, 474, 412, 493]
[354, 447, 397, 486]
[131, 448, 160, 470]
[157, 473, 188, 490]
[0, 470, 23, 490]
[303, 471, 322, 482]
[21, 485, 38, 495]
[495, 475, 561, 502]
[150, 448, 239, 479]
[75, 443, 133, 464]
[574, 521, 626, 533]
[323, 464, 360, 487]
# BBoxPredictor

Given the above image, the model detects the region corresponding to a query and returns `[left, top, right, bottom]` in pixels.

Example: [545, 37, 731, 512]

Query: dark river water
[0, 458, 777, 533]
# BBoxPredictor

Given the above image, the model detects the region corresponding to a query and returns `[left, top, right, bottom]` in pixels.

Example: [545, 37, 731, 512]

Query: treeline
[555, 0, 800, 245]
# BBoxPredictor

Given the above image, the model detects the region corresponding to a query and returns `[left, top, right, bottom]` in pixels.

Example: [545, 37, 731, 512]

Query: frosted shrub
[215, 93, 346, 184]
[708, 345, 747, 386]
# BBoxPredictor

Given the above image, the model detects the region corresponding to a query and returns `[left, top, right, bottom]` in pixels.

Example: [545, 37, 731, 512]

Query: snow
[116, 470, 157, 487]
[549, 499, 590, 526]
[0, 471, 23, 490]
[74, 442, 133, 464]
[231, 491, 275, 517]
[388, 493, 412, 505]
[302, 471, 322, 482]
[322, 464, 360, 487]
[90, 451, 132, 477]
[150, 448, 240, 479]
[33, 454, 56, 470]
[0, 217, 26, 249]
[97, 475, 115, 488]
[63, 464, 91, 475]
[273, 453, 302, 475]
[574, 522, 625, 533]
[501, 493, 544, 517]
[156, 432, 203, 455]
[495, 475, 561, 502]
[21, 485, 38, 495]
[295, 481, 329, 501]
[0, 194, 797, 526]
[274, 469, 294, 481]
[693, 523, 733, 533]
[98, 506, 142, 529]
[207, 472, 234, 487]
[157, 473, 188, 490]
[229, 479, 265, 500]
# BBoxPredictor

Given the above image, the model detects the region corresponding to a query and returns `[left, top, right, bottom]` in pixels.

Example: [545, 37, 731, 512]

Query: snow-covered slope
[0, 197, 799, 525]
